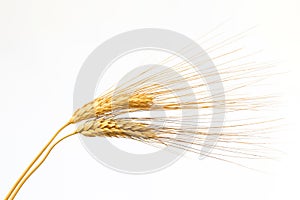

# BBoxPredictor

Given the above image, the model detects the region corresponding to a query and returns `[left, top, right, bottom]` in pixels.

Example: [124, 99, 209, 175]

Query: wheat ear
[71, 92, 154, 123]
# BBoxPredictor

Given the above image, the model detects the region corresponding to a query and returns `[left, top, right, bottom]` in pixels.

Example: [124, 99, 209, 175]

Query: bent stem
[9, 132, 78, 200]
[5, 122, 72, 200]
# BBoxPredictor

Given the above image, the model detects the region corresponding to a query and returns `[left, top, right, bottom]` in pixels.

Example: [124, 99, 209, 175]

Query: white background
[0, 0, 299, 199]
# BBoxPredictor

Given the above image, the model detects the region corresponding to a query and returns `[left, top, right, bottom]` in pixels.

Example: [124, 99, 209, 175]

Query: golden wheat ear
[70, 92, 155, 123]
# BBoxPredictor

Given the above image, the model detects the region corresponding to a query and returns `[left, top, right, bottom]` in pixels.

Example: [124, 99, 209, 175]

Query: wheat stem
[5, 122, 72, 200]
[8, 132, 77, 200]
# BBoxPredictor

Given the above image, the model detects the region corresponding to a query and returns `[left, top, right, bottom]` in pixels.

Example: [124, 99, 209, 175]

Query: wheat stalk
[4, 28, 281, 200]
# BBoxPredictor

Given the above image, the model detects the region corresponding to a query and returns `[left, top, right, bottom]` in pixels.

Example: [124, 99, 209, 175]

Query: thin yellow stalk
[5, 122, 72, 200]
[8, 132, 78, 200]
